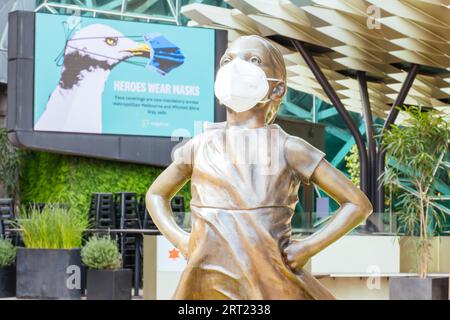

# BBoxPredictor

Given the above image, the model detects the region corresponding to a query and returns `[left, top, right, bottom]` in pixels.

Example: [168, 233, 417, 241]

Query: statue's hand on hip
[283, 239, 312, 273]
[178, 233, 191, 259]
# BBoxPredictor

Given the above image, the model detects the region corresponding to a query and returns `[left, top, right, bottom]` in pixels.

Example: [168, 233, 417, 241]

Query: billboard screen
[33, 13, 215, 137]
[8, 11, 226, 166]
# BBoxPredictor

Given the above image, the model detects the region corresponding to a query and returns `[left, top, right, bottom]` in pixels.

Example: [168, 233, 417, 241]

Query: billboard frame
[7, 11, 227, 167]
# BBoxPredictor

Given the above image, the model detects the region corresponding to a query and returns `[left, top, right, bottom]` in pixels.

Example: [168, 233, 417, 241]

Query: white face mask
[214, 58, 281, 113]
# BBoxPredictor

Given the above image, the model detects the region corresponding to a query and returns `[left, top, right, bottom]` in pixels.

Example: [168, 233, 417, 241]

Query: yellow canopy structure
[181, 0, 450, 120]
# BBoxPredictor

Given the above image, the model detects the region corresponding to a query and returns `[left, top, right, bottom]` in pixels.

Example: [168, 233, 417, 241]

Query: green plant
[0, 128, 20, 197]
[345, 144, 402, 210]
[17, 204, 89, 249]
[19, 151, 191, 218]
[81, 235, 121, 270]
[345, 144, 360, 188]
[0, 238, 16, 267]
[381, 106, 449, 278]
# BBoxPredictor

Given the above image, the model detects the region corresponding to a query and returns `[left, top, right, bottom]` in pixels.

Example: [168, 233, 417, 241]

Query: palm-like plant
[381, 106, 449, 278]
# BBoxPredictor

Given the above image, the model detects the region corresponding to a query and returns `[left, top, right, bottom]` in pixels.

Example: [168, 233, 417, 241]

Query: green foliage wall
[19, 151, 191, 217]
[344, 144, 360, 188]
[0, 128, 20, 197]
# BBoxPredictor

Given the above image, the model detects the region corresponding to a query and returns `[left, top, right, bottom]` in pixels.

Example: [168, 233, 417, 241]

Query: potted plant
[81, 235, 132, 300]
[15, 205, 88, 299]
[0, 238, 16, 298]
[381, 106, 449, 300]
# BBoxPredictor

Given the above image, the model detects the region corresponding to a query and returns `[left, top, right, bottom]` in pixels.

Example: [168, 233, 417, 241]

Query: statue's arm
[145, 159, 192, 257]
[283, 137, 373, 272]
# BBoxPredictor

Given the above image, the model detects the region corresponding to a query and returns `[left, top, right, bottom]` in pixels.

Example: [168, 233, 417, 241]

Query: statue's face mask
[214, 57, 282, 113]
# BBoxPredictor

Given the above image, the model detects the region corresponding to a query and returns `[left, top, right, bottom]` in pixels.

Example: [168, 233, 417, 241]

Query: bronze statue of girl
[146, 35, 373, 300]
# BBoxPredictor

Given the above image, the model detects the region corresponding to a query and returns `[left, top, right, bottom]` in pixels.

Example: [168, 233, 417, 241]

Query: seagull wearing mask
[34, 24, 152, 134]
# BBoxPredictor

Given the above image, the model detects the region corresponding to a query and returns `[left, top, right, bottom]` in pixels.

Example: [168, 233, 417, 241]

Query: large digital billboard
[34, 13, 215, 137]
[8, 11, 226, 166]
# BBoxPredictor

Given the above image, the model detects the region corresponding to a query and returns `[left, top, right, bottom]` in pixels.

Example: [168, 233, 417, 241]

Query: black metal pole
[357, 71, 382, 231]
[134, 235, 141, 296]
[375, 64, 418, 213]
[357, 71, 376, 202]
[292, 39, 369, 196]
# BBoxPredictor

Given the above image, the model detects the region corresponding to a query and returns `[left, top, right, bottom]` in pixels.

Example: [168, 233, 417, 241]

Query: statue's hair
[235, 35, 287, 123]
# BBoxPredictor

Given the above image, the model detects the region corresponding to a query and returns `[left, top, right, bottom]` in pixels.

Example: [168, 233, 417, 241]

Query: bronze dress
[172, 122, 335, 300]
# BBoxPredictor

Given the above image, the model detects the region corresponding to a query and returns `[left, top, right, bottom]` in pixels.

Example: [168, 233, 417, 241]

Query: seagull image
[34, 24, 153, 134]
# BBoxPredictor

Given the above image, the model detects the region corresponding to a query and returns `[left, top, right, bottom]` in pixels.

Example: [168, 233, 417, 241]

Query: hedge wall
[19, 151, 191, 217]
